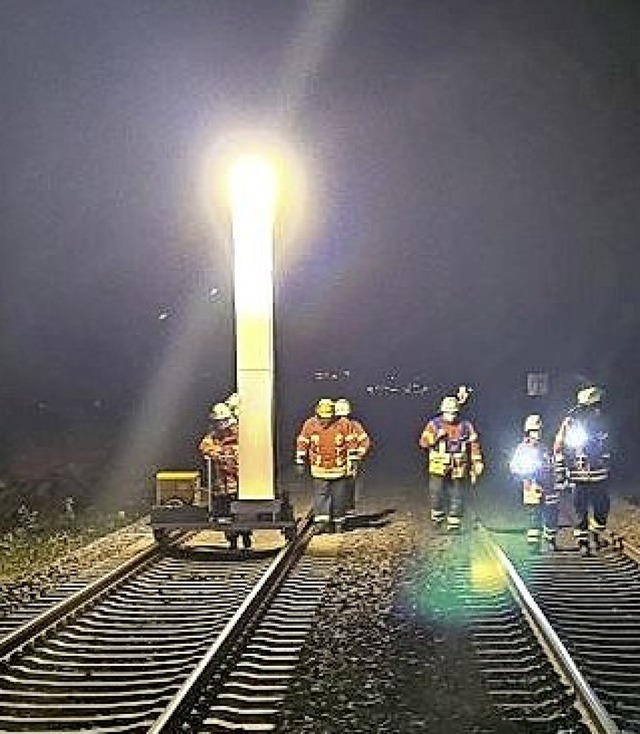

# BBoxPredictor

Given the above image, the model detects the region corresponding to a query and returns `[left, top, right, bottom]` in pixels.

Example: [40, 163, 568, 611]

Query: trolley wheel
[280, 493, 295, 522]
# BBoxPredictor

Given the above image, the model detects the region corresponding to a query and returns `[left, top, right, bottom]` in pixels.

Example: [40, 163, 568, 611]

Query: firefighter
[295, 399, 351, 533]
[510, 414, 559, 552]
[199, 402, 252, 550]
[554, 386, 610, 555]
[333, 398, 371, 520]
[419, 396, 484, 532]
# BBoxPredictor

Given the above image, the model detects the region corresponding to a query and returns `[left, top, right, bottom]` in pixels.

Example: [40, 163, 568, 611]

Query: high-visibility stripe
[310, 467, 347, 479]
[569, 469, 609, 482]
[447, 515, 461, 529]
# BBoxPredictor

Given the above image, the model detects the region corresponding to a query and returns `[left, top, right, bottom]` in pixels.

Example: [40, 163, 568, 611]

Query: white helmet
[524, 414, 543, 433]
[315, 398, 334, 419]
[334, 398, 351, 417]
[210, 402, 232, 421]
[577, 386, 602, 406]
[225, 392, 239, 410]
[440, 396, 459, 414]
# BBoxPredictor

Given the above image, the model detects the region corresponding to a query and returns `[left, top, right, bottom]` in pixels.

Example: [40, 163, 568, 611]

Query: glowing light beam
[229, 153, 280, 501]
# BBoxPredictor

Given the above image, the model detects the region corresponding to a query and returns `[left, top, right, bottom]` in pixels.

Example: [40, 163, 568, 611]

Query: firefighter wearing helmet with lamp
[553, 386, 611, 555]
[419, 396, 484, 532]
[510, 414, 559, 552]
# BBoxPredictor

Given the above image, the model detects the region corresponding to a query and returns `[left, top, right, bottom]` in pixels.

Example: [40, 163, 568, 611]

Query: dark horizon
[1, 0, 639, 488]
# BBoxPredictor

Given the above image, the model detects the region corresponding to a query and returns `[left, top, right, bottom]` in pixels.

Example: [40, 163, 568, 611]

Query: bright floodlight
[229, 153, 279, 501]
[229, 155, 278, 216]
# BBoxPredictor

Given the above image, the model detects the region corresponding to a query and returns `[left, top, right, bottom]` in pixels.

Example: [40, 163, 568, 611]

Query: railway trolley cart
[149, 459, 297, 547]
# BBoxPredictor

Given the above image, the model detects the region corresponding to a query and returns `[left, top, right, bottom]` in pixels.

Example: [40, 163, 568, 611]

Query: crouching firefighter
[419, 396, 484, 532]
[554, 386, 611, 555]
[510, 414, 559, 552]
[199, 402, 252, 550]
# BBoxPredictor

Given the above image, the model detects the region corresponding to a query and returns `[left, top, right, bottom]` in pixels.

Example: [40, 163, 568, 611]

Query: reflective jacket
[199, 423, 239, 492]
[554, 408, 610, 483]
[296, 416, 355, 480]
[419, 415, 482, 479]
[343, 417, 371, 476]
[511, 437, 553, 505]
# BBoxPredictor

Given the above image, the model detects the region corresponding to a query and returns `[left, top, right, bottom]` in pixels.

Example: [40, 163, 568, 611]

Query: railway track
[0, 520, 155, 640]
[152, 550, 334, 733]
[2, 511, 639, 733]
[443, 535, 597, 733]
[446, 524, 640, 733]
[498, 533, 640, 733]
[0, 520, 325, 733]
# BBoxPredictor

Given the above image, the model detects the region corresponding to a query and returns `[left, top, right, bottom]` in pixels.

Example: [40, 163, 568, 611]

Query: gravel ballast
[276, 481, 640, 733]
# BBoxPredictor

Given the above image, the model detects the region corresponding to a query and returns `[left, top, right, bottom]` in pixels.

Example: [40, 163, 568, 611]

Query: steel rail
[608, 530, 640, 565]
[148, 516, 315, 733]
[482, 530, 620, 734]
[0, 533, 186, 660]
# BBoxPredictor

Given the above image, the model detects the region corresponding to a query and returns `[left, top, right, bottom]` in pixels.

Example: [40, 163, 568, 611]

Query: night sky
[1, 1, 639, 482]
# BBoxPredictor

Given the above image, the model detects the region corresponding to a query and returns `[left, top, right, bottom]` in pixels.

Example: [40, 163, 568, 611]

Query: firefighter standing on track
[554, 386, 611, 555]
[510, 414, 559, 552]
[419, 396, 484, 532]
[199, 402, 252, 550]
[295, 399, 352, 533]
[333, 398, 371, 521]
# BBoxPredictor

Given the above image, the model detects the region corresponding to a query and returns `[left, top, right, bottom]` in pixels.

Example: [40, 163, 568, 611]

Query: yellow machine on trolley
[149, 464, 296, 546]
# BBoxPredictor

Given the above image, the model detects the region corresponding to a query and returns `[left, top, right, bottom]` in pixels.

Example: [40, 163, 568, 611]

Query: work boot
[545, 538, 558, 552]
[227, 534, 238, 551]
[592, 531, 609, 550]
[578, 538, 591, 557]
[315, 520, 331, 535]
[241, 532, 252, 549]
[447, 518, 462, 534]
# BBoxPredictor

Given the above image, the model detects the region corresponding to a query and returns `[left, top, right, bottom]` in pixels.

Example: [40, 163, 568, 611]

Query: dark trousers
[526, 499, 559, 545]
[573, 481, 610, 532]
[312, 477, 347, 522]
[345, 476, 356, 515]
[543, 499, 559, 539]
[215, 491, 251, 548]
[429, 474, 465, 527]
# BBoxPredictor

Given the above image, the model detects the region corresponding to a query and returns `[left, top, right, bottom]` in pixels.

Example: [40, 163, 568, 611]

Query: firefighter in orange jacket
[334, 398, 371, 519]
[295, 398, 352, 533]
[199, 402, 251, 550]
[419, 396, 484, 532]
